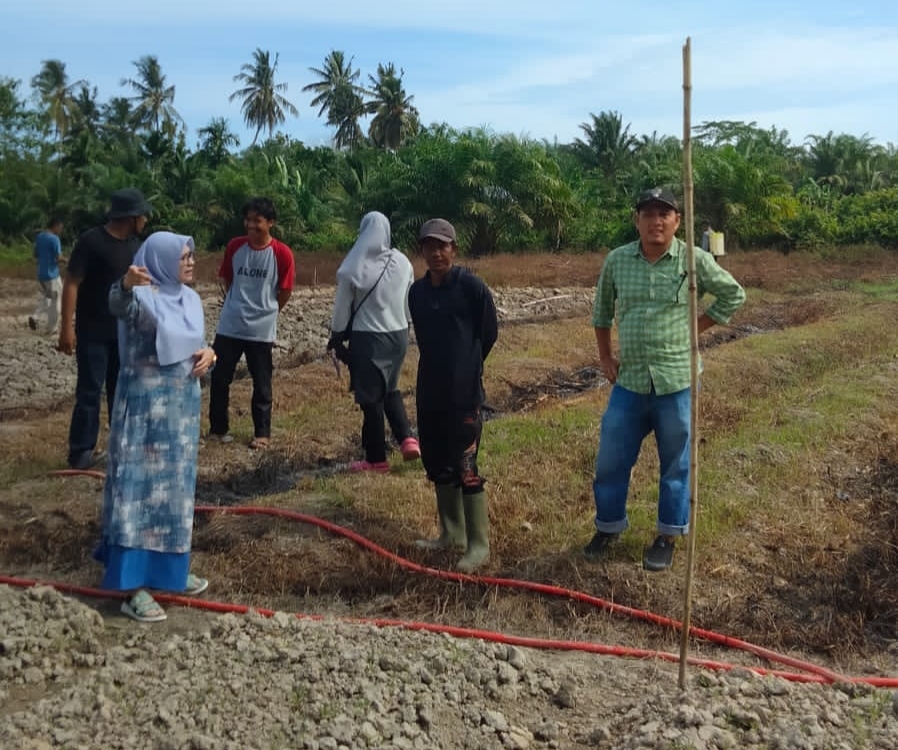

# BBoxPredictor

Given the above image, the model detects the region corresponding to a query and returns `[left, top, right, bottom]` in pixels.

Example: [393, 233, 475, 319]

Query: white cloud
[411, 23, 898, 142]
[7, 3, 898, 147]
[693, 27, 898, 92]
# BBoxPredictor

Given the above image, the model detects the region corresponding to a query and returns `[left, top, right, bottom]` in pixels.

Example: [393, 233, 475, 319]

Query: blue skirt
[95, 542, 190, 592]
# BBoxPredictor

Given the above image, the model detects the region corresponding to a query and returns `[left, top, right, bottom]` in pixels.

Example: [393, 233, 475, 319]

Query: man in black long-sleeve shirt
[408, 218, 498, 572]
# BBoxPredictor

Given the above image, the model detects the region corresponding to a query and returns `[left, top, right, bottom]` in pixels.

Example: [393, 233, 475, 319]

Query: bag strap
[347, 257, 392, 331]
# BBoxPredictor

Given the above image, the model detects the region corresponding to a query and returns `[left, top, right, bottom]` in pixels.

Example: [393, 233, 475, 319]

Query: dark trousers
[360, 390, 412, 463]
[68, 337, 119, 465]
[209, 334, 274, 438]
[418, 408, 484, 493]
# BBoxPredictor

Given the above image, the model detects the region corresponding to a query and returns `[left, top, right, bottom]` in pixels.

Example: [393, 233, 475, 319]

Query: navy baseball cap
[635, 187, 679, 212]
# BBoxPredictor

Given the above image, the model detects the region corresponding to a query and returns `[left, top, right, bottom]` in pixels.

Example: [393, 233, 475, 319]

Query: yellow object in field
[709, 232, 725, 256]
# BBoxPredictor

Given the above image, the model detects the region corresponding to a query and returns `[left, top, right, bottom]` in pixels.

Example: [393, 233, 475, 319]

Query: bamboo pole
[678, 36, 700, 691]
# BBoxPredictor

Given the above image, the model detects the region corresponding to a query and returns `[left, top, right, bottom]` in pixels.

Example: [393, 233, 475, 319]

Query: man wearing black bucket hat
[58, 188, 151, 470]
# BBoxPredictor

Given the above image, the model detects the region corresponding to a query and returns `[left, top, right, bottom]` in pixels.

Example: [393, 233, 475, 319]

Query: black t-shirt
[68, 226, 141, 341]
[409, 266, 498, 411]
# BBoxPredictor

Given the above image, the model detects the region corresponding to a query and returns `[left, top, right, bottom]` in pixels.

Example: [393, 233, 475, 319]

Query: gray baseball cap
[418, 218, 457, 243]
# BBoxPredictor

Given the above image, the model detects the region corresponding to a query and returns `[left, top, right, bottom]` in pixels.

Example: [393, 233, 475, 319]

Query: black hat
[418, 218, 457, 243]
[107, 188, 152, 220]
[635, 187, 679, 212]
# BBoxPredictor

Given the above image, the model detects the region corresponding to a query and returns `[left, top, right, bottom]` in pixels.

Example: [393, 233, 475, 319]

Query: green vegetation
[3, 53, 898, 256]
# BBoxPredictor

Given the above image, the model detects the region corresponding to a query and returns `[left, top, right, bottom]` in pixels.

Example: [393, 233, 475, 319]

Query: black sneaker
[583, 531, 619, 560]
[643, 536, 676, 572]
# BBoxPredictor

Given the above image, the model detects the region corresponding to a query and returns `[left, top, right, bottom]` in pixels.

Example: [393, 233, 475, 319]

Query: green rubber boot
[415, 484, 467, 550]
[456, 492, 490, 572]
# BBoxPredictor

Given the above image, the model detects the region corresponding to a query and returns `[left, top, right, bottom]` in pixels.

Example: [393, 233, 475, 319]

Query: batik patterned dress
[95, 280, 201, 591]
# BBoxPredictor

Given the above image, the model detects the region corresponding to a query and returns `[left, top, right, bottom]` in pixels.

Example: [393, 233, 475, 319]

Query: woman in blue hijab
[96, 231, 216, 623]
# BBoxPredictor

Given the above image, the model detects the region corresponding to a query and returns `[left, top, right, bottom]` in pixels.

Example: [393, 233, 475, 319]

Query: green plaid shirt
[592, 237, 746, 395]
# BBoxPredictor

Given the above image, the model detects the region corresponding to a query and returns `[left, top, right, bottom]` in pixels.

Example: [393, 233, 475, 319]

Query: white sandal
[121, 590, 167, 623]
[183, 574, 209, 596]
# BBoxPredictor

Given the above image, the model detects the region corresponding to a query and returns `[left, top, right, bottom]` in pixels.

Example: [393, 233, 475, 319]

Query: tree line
[2, 49, 898, 256]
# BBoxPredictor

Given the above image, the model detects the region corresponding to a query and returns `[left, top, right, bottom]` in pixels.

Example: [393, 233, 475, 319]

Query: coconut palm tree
[0, 78, 28, 152]
[302, 51, 368, 151]
[121, 56, 183, 134]
[366, 63, 419, 151]
[30, 59, 86, 141]
[101, 97, 135, 142]
[230, 49, 299, 146]
[302, 51, 363, 118]
[61, 84, 103, 176]
[69, 84, 101, 139]
[327, 83, 367, 151]
[197, 117, 240, 167]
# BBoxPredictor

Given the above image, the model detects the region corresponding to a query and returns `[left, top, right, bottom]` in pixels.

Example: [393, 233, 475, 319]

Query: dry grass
[190, 245, 898, 292]
[3, 251, 898, 670]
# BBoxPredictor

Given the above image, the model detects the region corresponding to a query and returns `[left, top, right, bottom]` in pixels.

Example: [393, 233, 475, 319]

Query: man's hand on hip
[599, 354, 619, 384]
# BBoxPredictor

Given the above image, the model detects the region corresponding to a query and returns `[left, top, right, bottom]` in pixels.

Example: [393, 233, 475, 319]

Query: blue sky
[5, 1, 898, 150]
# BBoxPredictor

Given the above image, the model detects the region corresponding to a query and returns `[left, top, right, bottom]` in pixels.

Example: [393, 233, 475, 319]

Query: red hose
[199, 505, 854, 682]
[48, 469, 107, 480]
[8, 469, 895, 687]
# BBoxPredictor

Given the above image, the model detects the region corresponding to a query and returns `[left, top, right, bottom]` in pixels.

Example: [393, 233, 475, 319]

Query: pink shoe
[399, 437, 421, 461]
[349, 460, 391, 473]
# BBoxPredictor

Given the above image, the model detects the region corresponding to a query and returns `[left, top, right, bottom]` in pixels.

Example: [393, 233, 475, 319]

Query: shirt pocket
[659, 270, 689, 305]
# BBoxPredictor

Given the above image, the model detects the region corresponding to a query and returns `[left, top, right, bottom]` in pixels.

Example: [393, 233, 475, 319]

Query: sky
[4, 1, 898, 150]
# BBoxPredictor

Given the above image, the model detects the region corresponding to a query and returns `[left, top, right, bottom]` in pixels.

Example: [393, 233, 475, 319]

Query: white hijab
[336, 211, 395, 290]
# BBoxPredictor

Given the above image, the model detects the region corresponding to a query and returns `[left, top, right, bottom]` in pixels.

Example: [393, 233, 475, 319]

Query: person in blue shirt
[29, 217, 65, 334]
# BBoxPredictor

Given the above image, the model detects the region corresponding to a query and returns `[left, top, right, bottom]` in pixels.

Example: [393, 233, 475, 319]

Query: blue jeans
[68, 337, 119, 466]
[592, 385, 691, 537]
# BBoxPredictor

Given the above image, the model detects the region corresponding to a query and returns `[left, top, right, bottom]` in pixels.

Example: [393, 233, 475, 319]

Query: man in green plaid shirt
[584, 188, 746, 571]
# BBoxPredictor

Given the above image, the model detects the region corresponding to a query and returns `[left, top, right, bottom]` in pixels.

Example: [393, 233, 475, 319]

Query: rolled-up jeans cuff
[657, 523, 689, 537]
[595, 518, 628, 534]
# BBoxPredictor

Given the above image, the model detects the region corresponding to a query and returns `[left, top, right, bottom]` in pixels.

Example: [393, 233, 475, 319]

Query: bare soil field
[3, 249, 898, 749]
